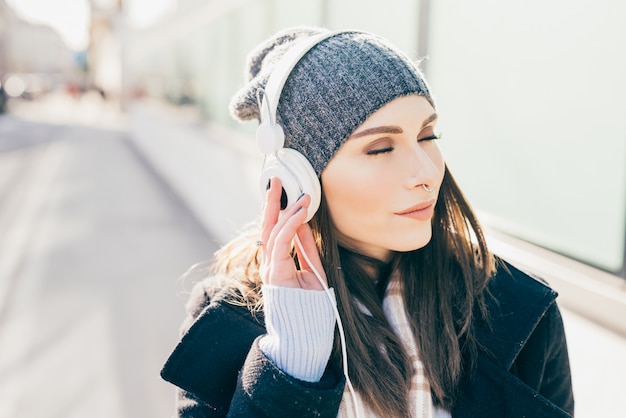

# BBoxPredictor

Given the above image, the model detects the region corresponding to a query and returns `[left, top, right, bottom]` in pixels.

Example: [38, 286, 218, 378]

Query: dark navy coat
[161, 259, 574, 417]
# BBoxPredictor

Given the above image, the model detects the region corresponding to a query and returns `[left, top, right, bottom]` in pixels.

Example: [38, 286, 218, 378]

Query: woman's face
[321, 94, 445, 262]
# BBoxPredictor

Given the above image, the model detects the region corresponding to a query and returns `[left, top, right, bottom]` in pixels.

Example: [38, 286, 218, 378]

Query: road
[0, 95, 217, 418]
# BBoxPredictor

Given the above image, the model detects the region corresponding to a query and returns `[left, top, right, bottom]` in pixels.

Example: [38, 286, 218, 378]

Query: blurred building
[0, 0, 76, 99]
[0, 1, 8, 79]
[87, 0, 124, 100]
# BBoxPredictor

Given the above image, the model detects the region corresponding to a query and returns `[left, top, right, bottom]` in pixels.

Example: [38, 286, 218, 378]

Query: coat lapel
[477, 260, 557, 369]
[453, 259, 570, 417]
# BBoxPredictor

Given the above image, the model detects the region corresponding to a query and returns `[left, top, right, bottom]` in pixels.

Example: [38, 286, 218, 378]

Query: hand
[258, 177, 328, 290]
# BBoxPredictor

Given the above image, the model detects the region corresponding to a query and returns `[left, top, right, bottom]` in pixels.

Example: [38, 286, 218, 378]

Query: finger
[268, 194, 310, 261]
[261, 177, 282, 232]
[295, 223, 327, 284]
[263, 197, 310, 287]
[260, 177, 282, 254]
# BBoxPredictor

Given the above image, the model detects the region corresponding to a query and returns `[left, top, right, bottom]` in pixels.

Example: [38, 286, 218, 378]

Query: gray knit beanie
[230, 26, 434, 176]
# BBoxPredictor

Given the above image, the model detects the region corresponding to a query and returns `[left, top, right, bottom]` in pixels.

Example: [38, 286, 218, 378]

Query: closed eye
[366, 146, 394, 156]
[418, 134, 440, 142]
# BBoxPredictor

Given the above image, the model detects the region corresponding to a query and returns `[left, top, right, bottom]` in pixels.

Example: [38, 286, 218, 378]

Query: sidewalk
[127, 98, 626, 418]
[0, 93, 218, 417]
[127, 99, 263, 244]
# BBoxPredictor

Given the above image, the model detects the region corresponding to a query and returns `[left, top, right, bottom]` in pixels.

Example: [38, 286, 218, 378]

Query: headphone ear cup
[259, 149, 321, 223]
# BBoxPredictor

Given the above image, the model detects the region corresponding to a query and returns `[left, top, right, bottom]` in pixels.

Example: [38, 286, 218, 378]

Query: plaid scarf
[338, 272, 435, 418]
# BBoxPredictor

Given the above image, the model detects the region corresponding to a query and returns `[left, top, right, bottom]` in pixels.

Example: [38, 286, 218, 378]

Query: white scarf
[338, 273, 435, 418]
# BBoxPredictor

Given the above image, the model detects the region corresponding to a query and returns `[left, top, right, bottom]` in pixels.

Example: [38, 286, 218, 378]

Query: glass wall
[427, 0, 626, 274]
[126, 0, 626, 276]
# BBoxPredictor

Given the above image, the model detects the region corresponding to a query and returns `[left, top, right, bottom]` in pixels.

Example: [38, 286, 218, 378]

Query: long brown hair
[213, 164, 495, 415]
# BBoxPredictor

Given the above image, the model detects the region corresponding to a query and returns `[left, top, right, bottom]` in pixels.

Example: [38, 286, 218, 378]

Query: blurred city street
[0, 92, 624, 418]
[0, 93, 217, 417]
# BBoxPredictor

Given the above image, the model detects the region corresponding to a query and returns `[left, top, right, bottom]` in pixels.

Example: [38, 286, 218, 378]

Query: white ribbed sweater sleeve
[259, 285, 337, 382]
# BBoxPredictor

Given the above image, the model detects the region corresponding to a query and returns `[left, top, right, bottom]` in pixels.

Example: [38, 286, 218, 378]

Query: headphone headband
[260, 30, 356, 125]
[256, 30, 362, 224]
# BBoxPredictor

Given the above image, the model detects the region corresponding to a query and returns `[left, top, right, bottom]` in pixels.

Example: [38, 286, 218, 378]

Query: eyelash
[366, 134, 441, 156]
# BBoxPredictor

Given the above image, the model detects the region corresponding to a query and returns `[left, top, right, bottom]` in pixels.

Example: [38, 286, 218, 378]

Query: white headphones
[256, 31, 363, 415]
[256, 31, 346, 223]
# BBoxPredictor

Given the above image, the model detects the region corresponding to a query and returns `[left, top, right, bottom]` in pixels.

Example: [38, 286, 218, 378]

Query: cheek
[322, 162, 389, 228]
[437, 155, 446, 183]
[427, 144, 446, 185]
[426, 142, 446, 186]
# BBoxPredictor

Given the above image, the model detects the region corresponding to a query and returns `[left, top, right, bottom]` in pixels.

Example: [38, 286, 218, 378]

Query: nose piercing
[422, 184, 434, 193]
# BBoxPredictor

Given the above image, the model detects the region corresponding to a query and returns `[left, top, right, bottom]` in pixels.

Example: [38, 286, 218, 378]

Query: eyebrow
[349, 125, 403, 139]
[421, 113, 438, 128]
[349, 113, 438, 139]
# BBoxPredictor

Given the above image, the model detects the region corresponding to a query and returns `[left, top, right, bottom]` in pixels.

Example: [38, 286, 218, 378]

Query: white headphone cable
[293, 234, 362, 418]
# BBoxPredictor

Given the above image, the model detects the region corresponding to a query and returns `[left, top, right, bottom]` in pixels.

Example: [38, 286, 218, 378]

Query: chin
[392, 233, 433, 253]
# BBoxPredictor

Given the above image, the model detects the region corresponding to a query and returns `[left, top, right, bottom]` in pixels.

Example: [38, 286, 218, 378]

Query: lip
[395, 199, 436, 221]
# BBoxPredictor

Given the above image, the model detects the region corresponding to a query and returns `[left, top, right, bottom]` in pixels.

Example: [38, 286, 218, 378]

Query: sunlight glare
[6, 0, 90, 51]
[126, 0, 177, 28]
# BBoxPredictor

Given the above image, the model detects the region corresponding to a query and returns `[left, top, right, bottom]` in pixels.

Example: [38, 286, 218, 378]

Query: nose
[403, 144, 441, 191]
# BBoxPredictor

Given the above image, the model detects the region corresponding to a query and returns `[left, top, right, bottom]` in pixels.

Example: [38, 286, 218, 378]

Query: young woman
[161, 27, 574, 418]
